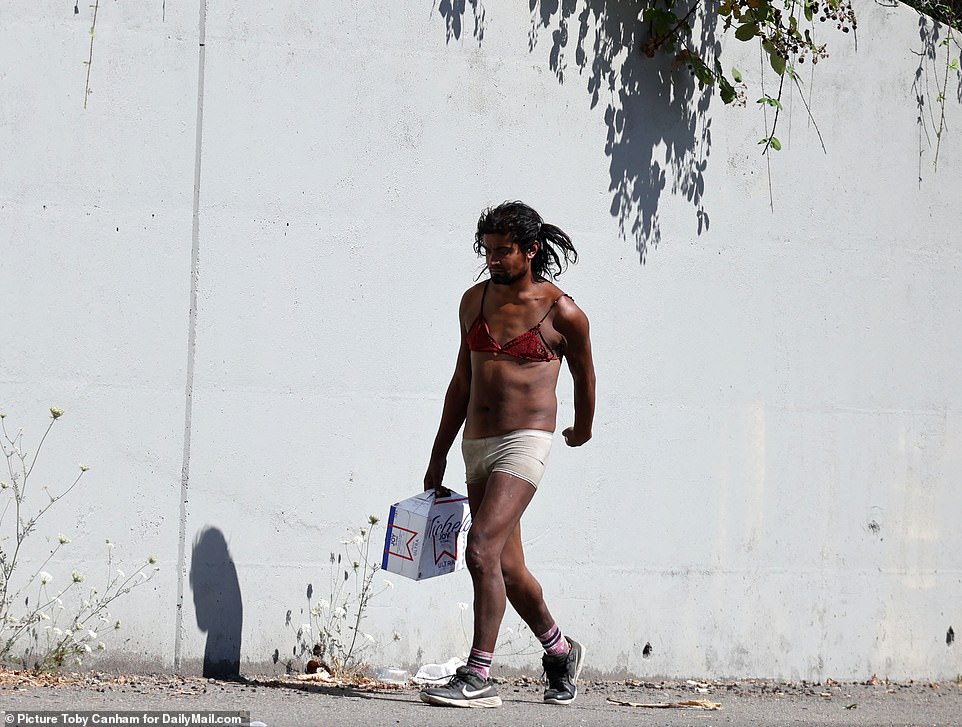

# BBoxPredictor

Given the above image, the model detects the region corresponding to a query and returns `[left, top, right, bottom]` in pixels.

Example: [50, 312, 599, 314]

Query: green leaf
[735, 23, 758, 42]
[758, 136, 782, 151]
[643, 8, 679, 36]
[804, 0, 814, 21]
[720, 80, 736, 104]
[732, 67, 743, 83]
[769, 51, 787, 76]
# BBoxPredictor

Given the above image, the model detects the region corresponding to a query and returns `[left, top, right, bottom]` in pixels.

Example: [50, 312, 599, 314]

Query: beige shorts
[461, 429, 554, 489]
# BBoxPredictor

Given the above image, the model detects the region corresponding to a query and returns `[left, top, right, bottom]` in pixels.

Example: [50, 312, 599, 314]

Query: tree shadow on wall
[437, 0, 718, 262]
[190, 526, 243, 678]
[911, 12, 962, 181]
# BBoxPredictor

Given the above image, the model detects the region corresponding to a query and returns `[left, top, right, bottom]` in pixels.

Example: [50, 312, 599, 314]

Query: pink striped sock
[465, 648, 494, 680]
[537, 623, 570, 657]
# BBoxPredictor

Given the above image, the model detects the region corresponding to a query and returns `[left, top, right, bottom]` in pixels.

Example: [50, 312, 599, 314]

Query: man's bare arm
[424, 294, 473, 493]
[555, 299, 596, 447]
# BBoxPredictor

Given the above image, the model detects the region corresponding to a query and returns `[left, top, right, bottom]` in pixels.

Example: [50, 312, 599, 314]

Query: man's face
[482, 233, 536, 285]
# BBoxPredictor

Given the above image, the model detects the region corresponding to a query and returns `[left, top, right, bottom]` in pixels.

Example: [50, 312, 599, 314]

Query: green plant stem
[32, 472, 84, 525]
[24, 419, 56, 481]
[11, 544, 65, 606]
[790, 72, 827, 152]
[650, 0, 701, 55]
[761, 66, 787, 155]
[0, 582, 77, 661]
[347, 549, 367, 662]
[933, 28, 953, 170]
[6, 471, 85, 610]
[0, 412, 157, 671]
[83, 0, 101, 109]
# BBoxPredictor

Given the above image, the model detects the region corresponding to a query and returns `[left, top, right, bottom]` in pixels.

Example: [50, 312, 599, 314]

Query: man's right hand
[423, 457, 451, 498]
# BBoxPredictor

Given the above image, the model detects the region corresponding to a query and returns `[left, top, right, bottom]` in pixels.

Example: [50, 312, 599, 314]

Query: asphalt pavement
[2, 673, 961, 727]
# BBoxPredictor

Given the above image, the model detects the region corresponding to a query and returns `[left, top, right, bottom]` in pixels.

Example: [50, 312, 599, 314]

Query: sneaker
[542, 636, 586, 705]
[420, 666, 503, 708]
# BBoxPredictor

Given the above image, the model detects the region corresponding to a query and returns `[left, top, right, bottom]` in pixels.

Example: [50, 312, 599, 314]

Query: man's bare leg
[466, 473, 585, 706]
[500, 519, 556, 636]
[420, 472, 533, 709]
[465, 472, 537, 655]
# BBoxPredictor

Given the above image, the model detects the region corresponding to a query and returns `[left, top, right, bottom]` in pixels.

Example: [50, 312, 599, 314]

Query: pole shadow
[189, 526, 243, 678]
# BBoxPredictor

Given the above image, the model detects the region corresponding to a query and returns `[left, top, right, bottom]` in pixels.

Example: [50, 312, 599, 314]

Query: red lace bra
[466, 282, 569, 362]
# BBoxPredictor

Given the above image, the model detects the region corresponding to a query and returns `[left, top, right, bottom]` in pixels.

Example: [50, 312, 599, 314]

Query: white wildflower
[148, 555, 158, 564]
[457, 602, 469, 611]
[352, 534, 363, 546]
[52, 627, 63, 637]
[79, 464, 89, 472]
[335, 606, 347, 619]
[114, 620, 121, 630]
[363, 633, 376, 643]
[393, 631, 402, 641]
[382, 579, 394, 590]
[59, 534, 71, 545]
[97, 642, 106, 651]
[38, 612, 51, 621]
[72, 571, 85, 583]
[50, 407, 64, 419]
[87, 630, 98, 640]
[82, 644, 91, 653]
[317, 599, 329, 611]
[39, 571, 53, 585]
[0, 481, 10, 489]
[105, 539, 114, 549]
[116, 569, 125, 579]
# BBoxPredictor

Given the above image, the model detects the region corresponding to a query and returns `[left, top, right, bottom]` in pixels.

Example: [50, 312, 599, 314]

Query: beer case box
[381, 490, 472, 581]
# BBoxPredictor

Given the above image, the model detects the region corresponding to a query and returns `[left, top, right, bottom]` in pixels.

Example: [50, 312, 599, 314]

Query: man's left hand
[562, 426, 591, 447]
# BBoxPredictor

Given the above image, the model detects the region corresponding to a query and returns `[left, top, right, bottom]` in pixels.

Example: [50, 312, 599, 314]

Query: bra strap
[538, 292, 570, 323]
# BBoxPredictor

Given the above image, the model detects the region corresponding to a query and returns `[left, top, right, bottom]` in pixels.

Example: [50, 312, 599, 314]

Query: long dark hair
[474, 201, 578, 281]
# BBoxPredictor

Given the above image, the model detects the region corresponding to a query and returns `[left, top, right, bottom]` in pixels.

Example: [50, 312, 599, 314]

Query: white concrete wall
[2, 0, 960, 679]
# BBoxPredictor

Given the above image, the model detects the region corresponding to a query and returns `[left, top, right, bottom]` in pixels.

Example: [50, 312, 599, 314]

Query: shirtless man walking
[420, 201, 596, 708]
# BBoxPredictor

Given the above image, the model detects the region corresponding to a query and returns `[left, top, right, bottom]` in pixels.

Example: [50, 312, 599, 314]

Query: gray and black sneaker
[420, 666, 503, 708]
[542, 637, 586, 705]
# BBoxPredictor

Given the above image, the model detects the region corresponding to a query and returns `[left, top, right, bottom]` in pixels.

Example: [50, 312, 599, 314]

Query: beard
[489, 268, 526, 285]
